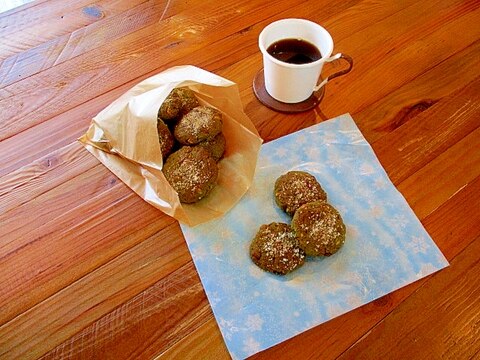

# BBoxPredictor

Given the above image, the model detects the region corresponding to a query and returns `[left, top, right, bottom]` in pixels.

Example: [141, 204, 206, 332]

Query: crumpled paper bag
[79, 66, 263, 226]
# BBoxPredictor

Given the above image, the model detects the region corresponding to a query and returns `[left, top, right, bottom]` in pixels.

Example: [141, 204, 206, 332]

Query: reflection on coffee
[267, 38, 322, 64]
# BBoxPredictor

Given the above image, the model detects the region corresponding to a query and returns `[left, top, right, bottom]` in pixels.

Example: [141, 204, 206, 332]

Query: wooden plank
[338, 235, 480, 360]
[422, 175, 480, 260]
[356, 41, 480, 144]
[41, 262, 216, 360]
[0, 1, 478, 359]
[0, 0, 193, 86]
[0, 142, 98, 215]
[0, 164, 113, 254]
[0, 0, 49, 20]
[398, 126, 480, 220]
[0, 86, 117, 177]
[154, 316, 229, 360]
[0, 180, 175, 325]
[371, 75, 480, 185]
[0, 0, 148, 59]
[0, 223, 192, 359]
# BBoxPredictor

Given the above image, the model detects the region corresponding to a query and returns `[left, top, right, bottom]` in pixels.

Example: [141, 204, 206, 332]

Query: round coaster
[253, 69, 325, 113]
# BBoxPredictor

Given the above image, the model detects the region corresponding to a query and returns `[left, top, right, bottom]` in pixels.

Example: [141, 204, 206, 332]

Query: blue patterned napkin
[180, 113, 449, 359]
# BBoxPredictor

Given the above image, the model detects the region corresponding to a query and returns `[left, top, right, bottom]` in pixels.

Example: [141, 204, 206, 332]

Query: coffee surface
[267, 38, 321, 64]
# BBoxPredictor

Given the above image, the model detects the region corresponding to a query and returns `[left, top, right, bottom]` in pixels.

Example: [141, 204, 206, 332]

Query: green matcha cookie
[157, 119, 175, 159]
[163, 146, 218, 203]
[173, 87, 200, 114]
[158, 90, 183, 121]
[250, 222, 306, 275]
[274, 171, 327, 216]
[174, 106, 223, 145]
[292, 201, 346, 256]
[195, 132, 226, 162]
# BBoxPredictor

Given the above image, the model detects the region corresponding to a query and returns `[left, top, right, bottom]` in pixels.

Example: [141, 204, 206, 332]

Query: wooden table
[1, 0, 479, 359]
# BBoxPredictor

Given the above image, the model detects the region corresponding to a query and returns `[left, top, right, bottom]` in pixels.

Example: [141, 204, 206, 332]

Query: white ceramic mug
[259, 18, 353, 103]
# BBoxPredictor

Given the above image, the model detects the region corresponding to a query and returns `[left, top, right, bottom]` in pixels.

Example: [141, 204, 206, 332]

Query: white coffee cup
[259, 18, 353, 103]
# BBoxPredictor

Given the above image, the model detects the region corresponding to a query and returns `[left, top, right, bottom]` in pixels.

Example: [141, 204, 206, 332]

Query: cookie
[174, 106, 223, 146]
[250, 222, 306, 275]
[274, 171, 327, 216]
[163, 146, 218, 203]
[195, 132, 226, 162]
[292, 201, 346, 256]
[157, 119, 175, 159]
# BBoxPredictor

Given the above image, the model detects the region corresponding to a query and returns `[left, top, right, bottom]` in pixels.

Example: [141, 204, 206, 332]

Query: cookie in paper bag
[158, 90, 183, 121]
[174, 87, 200, 114]
[194, 132, 226, 162]
[163, 146, 218, 203]
[157, 119, 175, 159]
[158, 87, 201, 122]
[174, 106, 223, 145]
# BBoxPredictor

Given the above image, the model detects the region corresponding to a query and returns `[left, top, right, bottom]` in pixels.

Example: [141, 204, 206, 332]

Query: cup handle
[313, 53, 353, 91]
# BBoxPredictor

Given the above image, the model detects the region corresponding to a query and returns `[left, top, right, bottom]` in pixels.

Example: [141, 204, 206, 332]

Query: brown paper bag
[79, 65, 263, 226]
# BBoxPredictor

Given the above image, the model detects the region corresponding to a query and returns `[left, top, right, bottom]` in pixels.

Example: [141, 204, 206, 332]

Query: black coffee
[267, 38, 322, 64]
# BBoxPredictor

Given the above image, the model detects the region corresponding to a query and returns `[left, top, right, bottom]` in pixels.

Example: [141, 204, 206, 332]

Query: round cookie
[250, 222, 306, 275]
[174, 106, 222, 145]
[292, 201, 346, 256]
[157, 119, 174, 159]
[163, 146, 218, 203]
[274, 171, 327, 216]
[195, 132, 226, 162]
[172, 87, 200, 114]
[158, 90, 182, 121]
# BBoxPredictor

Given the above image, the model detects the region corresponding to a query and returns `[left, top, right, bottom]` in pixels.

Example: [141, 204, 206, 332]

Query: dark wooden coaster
[253, 69, 325, 113]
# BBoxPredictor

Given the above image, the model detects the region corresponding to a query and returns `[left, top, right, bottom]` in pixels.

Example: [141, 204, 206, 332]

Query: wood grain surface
[1, 0, 479, 359]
